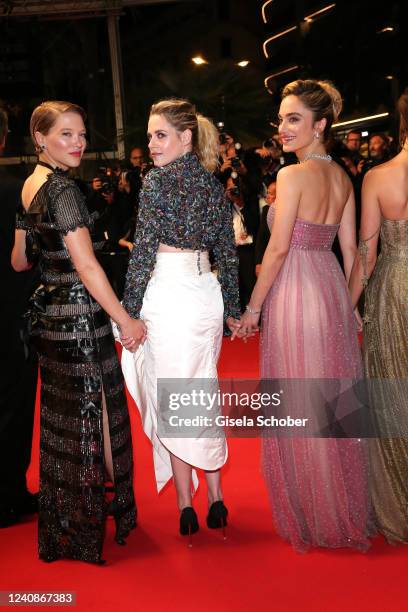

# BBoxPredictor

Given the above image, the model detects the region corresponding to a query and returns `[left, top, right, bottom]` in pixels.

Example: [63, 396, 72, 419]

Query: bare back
[366, 153, 408, 220]
[295, 159, 352, 225]
[21, 167, 49, 211]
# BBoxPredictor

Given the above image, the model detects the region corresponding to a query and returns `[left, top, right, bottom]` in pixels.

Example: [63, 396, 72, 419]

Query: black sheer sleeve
[47, 174, 92, 235]
[15, 203, 29, 230]
[16, 203, 40, 264]
[122, 171, 162, 318]
[211, 188, 241, 320]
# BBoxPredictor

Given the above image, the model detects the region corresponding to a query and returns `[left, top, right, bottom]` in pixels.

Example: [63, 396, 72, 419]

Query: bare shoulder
[21, 174, 39, 206]
[276, 163, 303, 186]
[365, 156, 400, 180]
[362, 161, 393, 188]
[332, 160, 353, 195]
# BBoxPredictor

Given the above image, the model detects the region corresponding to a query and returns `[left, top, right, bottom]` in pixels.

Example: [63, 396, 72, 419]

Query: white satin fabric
[121, 252, 228, 492]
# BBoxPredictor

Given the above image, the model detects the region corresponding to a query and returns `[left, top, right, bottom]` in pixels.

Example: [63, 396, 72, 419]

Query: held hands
[230, 310, 260, 342]
[226, 316, 241, 337]
[120, 318, 147, 352]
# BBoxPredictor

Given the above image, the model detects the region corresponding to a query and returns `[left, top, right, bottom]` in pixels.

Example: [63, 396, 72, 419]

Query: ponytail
[150, 98, 219, 173]
[196, 114, 219, 173]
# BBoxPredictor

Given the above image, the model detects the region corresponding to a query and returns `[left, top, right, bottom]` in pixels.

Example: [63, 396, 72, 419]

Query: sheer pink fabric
[261, 207, 371, 552]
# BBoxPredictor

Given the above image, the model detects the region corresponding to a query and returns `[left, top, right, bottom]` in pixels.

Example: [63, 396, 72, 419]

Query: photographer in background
[255, 180, 276, 277]
[365, 133, 390, 169]
[129, 146, 145, 169]
[216, 126, 247, 183]
[345, 129, 363, 173]
[88, 166, 131, 299]
[225, 173, 256, 312]
[254, 134, 285, 184]
[0, 107, 38, 528]
[121, 146, 145, 215]
[243, 134, 294, 241]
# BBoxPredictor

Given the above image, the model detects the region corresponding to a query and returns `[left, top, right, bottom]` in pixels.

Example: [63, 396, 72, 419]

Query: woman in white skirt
[122, 99, 241, 539]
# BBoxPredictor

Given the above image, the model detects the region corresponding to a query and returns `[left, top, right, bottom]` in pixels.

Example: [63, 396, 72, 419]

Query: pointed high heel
[207, 501, 228, 539]
[179, 507, 199, 547]
[108, 498, 130, 546]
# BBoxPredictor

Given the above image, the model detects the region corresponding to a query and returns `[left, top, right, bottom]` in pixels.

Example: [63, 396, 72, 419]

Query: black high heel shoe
[179, 507, 199, 547]
[108, 499, 132, 546]
[207, 501, 228, 539]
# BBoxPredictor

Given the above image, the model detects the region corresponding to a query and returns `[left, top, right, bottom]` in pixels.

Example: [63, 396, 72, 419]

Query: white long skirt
[121, 252, 228, 492]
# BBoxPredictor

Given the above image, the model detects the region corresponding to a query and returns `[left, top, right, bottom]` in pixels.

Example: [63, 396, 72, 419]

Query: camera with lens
[101, 178, 115, 196]
[263, 137, 278, 150]
[230, 156, 242, 168]
[216, 121, 229, 145]
[123, 165, 141, 187]
[95, 166, 116, 196]
[229, 185, 240, 197]
[141, 162, 154, 177]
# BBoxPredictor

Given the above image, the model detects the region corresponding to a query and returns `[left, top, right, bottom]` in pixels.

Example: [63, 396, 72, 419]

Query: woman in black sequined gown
[11, 101, 142, 564]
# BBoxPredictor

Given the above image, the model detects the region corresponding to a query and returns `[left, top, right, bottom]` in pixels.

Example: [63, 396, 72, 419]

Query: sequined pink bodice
[267, 205, 339, 250]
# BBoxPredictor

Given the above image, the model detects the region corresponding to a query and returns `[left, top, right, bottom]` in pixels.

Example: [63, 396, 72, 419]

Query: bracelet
[246, 305, 261, 315]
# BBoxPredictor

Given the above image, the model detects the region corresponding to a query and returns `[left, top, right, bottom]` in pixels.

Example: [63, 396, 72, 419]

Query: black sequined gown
[16, 169, 136, 563]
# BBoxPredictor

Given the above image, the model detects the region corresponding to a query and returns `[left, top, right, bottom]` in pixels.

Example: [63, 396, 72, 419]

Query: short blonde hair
[150, 98, 219, 173]
[30, 100, 86, 153]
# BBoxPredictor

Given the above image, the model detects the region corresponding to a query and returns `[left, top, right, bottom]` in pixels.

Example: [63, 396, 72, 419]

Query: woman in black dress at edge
[11, 101, 143, 564]
[122, 99, 241, 540]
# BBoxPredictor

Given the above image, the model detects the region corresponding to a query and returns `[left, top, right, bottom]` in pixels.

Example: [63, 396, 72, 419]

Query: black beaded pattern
[19, 170, 136, 563]
[123, 152, 240, 320]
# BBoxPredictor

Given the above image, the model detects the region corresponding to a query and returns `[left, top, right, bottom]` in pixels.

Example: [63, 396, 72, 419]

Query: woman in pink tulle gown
[234, 80, 371, 552]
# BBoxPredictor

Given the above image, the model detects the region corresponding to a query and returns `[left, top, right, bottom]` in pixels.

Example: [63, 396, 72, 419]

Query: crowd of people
[1, 77, 408, 563]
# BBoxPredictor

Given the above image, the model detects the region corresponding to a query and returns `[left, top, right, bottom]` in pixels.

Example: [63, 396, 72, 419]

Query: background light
[333, 112, 389, 128]
[237, 60, 250, 67]
[192, 56, 208, 65]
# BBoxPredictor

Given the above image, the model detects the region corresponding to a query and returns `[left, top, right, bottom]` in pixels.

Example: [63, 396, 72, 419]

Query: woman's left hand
[231, 311, 260, 341]
[226, 316, 241, 336]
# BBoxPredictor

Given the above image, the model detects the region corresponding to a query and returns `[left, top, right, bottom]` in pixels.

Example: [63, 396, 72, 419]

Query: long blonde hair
[150, 98, 219, 172]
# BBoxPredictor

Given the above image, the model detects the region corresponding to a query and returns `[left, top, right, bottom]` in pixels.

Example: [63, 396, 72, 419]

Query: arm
[337, 184, 357, 283]
[212, 191, 241, 324]
[233, 166, 300, 337]
[11, 207, 32, 272]
[11, 229, 31, 272]
[122, 173, 161, 318]
[52, 182, 146, 347]
[348, 170, 381, 308]
[63, 226, 141, 339]
[254, 206, 271, 274]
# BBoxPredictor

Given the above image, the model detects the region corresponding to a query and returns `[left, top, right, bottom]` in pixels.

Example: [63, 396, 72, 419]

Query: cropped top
[122, 152, 240, 320]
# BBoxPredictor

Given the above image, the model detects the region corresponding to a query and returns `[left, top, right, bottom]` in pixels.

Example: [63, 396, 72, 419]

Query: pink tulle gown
[261, 206, 371, 553]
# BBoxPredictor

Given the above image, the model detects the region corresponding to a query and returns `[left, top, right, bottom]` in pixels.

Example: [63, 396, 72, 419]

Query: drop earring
[314, 131, 320, 140]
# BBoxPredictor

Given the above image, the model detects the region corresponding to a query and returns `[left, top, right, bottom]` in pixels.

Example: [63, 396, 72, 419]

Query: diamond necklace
[301, 152, 332, 163]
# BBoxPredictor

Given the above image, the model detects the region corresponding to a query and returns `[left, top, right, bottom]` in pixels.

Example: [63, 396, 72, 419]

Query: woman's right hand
[120, 318, 147, 352]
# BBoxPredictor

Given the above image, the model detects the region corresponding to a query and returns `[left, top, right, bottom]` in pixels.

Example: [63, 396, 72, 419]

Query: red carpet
[1, 336, 407, 611]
